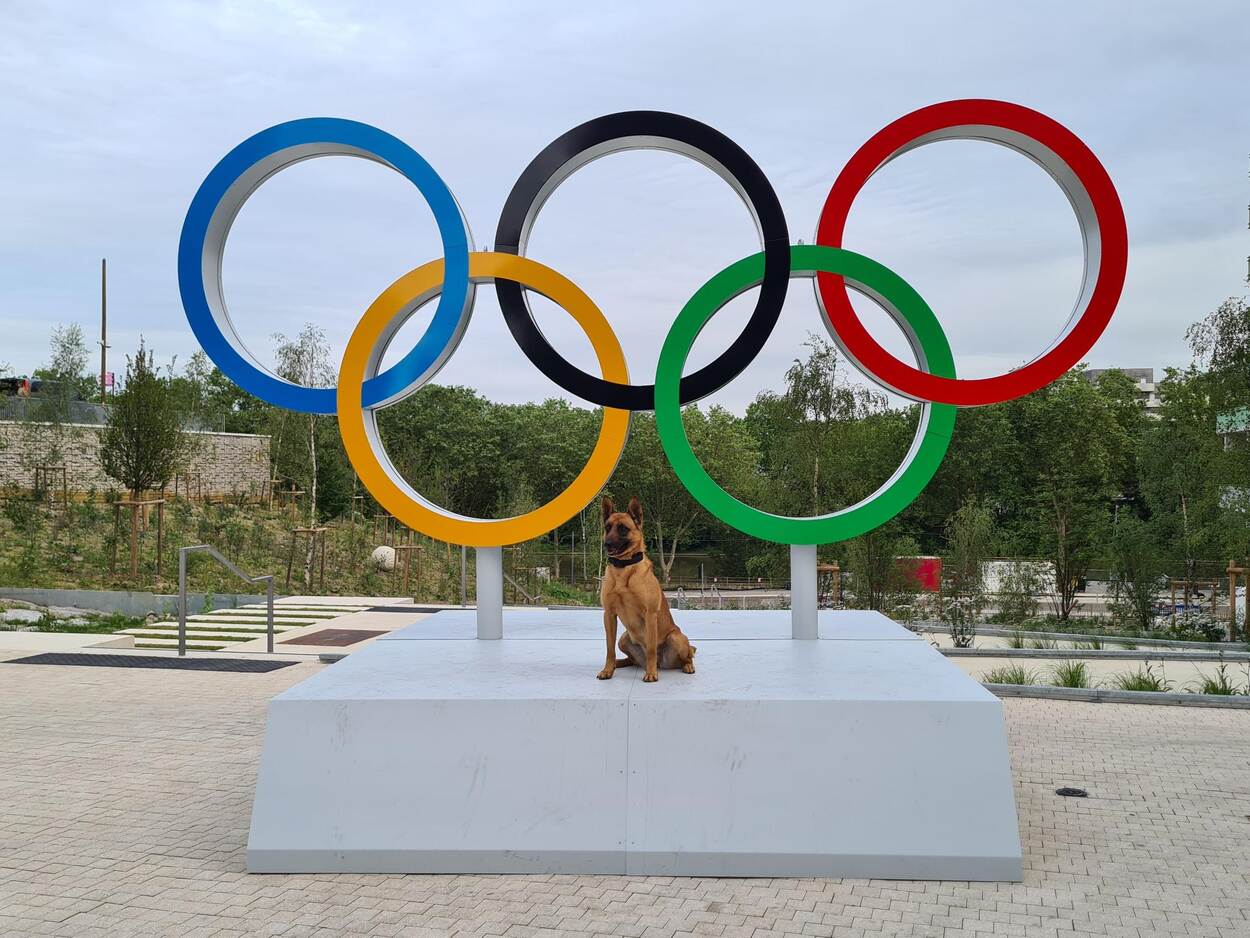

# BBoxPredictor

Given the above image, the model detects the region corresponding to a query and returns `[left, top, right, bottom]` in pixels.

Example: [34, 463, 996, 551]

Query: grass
[540, 580, 600, 606]
[1110, 662, 1172, 692]
[0, 610, 144, 634]
[1072, 637, 1103, 650]
[1050, 661, 1093, 688]
[1188, 662, 1245, 695]
[136, 622, 278, 634]
[1027, 637, 1059, 650]
[185, 617, 317, 626]
[982, 664, 1041, 685]
[1006, 631, 1026, 649]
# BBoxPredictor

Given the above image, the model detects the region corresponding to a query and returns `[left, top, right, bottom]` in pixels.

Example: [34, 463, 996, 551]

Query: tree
[33, 323, 93, 405]
[1186, 296, 1250, 414]
[1138, 369, 1231, 576]
[844, 525, 920, 612]
[99, 340, 188, 497]
[1011, 370, 1128, 622]
[1108, 514, 1164, 633]
[937, 497, 995, 647]
[745, 335, 908, 519]
[272, 325, 336, 525]
[608, 407, 760, 584]
[21, 323, 92, 470]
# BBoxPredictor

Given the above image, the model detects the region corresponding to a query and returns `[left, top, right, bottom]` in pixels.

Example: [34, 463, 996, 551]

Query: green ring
[654, 244, 956, 545]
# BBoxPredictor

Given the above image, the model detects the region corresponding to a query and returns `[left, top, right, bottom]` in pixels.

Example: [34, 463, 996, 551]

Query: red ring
[815, 99, 1127, 406]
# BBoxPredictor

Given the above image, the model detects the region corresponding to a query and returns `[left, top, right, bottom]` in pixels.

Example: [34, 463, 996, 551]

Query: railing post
[265, 577, 275, 654]
[178, 547, 188, 657]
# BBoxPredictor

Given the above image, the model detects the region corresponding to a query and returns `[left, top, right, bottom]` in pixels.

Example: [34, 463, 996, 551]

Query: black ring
[494, 111, 790, 411]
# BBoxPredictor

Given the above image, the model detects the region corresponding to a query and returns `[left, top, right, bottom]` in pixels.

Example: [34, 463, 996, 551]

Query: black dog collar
[607, 552, 645, 569]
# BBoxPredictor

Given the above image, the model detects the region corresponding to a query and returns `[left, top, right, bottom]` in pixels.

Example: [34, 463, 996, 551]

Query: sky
[1, 0, 1247, 415]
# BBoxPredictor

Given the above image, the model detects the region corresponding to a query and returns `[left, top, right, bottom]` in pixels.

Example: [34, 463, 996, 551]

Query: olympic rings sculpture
[179, 100, 1127, 548]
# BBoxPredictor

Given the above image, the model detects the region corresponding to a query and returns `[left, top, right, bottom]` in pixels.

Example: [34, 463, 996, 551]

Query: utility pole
[99, 258, 109, 403]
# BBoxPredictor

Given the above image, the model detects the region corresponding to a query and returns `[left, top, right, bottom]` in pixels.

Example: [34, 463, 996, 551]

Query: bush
[1189, 660, 1244, 695]
[982, 664, 1041, 685]
[1111, 662, 1172, 692]
[1051, 661, 1092, 688]
[1159, 611, 1225, 643]
[991, 561, 1044, 624]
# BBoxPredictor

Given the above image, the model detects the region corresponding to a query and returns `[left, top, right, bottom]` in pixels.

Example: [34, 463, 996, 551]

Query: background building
[1083, 367, 1163, 415]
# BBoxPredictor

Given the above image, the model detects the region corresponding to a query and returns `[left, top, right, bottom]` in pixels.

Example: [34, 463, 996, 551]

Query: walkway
[0, 653, 1246, 937]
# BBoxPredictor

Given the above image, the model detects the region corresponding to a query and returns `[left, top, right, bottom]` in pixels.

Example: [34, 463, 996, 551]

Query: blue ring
[177, 118, 471, 415]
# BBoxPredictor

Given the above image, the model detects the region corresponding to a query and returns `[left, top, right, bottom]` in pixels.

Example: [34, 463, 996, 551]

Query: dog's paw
[682, 662, 695, 674]
[643, 670, 658, 683]
[596, 668, 615, 680]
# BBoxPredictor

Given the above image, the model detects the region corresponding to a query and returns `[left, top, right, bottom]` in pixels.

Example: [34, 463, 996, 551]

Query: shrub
[1111, 662, 1172, 692]
[992, 561, 1044, 624]
[983, 664, 1041, 685]
[1051, 661, 1092, 688]
[1189, 660, 1243, 695]
[1028, 636, 1059, 650]
[1160, 612, 1225, 643]
[1007, 631, 1026, 649]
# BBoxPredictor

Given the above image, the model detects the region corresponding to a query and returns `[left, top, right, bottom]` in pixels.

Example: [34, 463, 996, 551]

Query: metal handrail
[178, 545, 275, 656]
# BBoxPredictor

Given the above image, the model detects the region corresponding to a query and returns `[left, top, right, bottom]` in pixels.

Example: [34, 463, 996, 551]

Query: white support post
[790, 543, 818, 639]
[476, 546, 503, 640]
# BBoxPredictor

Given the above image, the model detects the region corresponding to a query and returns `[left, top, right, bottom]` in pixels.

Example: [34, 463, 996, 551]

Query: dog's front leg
[642, 608, 659, 682]
[597, 608, 618, 680]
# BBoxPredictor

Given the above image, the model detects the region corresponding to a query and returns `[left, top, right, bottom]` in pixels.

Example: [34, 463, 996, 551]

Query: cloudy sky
[1, 1, 1246, 414]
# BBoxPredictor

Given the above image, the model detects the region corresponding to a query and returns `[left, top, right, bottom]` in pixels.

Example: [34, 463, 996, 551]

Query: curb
[943, 648, 1250, 662]
[920, 624, 1244, 651]
[984, 683, 1250, 709]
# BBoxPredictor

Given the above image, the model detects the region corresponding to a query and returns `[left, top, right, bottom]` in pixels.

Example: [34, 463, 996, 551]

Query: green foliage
[982, 664, 1041, 685]
[1051, 661, 1092, 688]
[844, 527, 919, 612]
[1186, 296, 1250, 416]
[99, 340, 188, 496]
[31, 323, 94, 412]
[990, 562, 1044, 625]
[938, 497, 994, 647]
[1158, 611, 1225, 643]
[1189, 660, 1243, 695]
[1108, 514, 1164, 632]
[5, 292, 1249, 608]
[1013, 371, 1130, 620]
[1111, 662, 1172, 692]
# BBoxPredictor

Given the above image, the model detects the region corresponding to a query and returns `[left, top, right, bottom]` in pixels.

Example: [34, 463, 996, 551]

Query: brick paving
[0, 655, 1247, 937]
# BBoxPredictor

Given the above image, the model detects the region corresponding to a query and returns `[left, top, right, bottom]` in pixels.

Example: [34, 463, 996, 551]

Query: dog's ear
[601, 496, 616, 522]
[627, 497, 643, 526]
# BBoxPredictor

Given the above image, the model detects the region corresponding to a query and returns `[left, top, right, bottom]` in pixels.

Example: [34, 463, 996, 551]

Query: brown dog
[598, 496, 695, 682]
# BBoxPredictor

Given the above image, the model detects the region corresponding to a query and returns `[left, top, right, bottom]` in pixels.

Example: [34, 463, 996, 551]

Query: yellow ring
[337, 252, 630, 547]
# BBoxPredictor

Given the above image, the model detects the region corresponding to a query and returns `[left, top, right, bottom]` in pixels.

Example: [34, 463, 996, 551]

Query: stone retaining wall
[0, 421, 270, 498]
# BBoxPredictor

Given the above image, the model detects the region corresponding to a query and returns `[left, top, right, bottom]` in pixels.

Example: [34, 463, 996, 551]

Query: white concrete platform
[379, 607, 921, 641]
[248, 610, 1021, 879]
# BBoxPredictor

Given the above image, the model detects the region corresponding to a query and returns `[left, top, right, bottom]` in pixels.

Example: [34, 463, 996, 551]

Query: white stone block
[248, 611, 1021, 879]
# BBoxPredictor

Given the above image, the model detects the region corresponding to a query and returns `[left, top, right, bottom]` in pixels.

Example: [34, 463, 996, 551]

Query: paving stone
[0, 659, 1247, 937]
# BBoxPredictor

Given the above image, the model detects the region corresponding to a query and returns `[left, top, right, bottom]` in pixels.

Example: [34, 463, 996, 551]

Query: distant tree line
[10, 296, 1250, 623]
